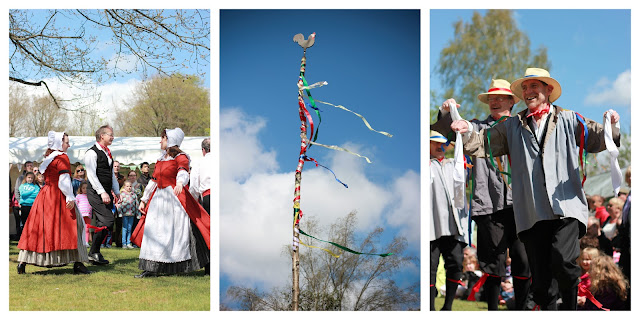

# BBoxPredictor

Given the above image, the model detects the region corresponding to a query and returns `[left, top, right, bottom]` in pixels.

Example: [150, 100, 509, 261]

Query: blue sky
[430, 9, 631, 132]
[220, 9, 420, 309]
[7, 9, 210, 124]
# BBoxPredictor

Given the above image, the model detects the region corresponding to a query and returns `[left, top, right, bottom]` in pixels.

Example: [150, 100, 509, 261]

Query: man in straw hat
[450, 68, 620, 310]
[429, 130, 469, 310]
[435, 79, 531, 310]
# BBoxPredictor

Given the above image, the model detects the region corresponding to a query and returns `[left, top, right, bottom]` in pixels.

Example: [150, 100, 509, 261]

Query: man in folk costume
[189, 137, 211, 215]
[451, 68, 621, 310]
[430, 130, 469, 310]
[17, 131, 92, 274]
[435, 80, 531, 310]
[84, 124, 120, 265]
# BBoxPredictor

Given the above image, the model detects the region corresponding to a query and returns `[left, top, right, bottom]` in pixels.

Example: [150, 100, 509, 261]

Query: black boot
[513, 277, 531, 310]
[17, 263, 26, 274]
[88, 252, 109, 265]
[441, 280, 459, 310]
[430, 286, 437, 311]
[484, 276, 501, 310]
[559, 286, 578, 310]
[204, 263, 210, 275]
[73, 262, 94, 274]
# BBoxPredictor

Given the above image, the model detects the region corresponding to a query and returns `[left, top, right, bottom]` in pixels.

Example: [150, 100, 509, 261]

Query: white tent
[583, 167, 630, 199]
[9, 136, 208, 167]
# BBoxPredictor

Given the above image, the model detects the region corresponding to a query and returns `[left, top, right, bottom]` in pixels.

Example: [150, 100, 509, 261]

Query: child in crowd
[588, 194, 609, 226]
[499, 277, 514, 307]
[580, 255, 628, 310]
[75, 181, 92, 246]
[18, 172, 40, 240]
[576, 247, 600, 308]
[116, 180, 140, 249]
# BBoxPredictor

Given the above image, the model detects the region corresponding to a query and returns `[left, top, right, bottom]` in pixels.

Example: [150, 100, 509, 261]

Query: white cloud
[219, 107, 420, 289]
[584, 70, 631, 106]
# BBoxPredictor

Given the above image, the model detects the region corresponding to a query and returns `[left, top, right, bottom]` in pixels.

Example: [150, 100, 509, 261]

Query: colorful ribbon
[299, 229, 393, 257]
[314, 100, 393, 137]
[307, 140, 372, 163]
[576, 112, 589, 186]
[302, 156, 348, 188]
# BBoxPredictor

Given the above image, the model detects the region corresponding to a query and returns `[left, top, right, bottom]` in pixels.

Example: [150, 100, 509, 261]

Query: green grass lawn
[8, 241, 210, 311]
[432, 296, 508, 311]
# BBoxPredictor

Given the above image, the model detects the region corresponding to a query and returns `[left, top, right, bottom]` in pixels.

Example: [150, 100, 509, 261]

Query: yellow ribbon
[308, 140, 372, 163]
[314, 100, 393, 137]
[299, 240, 341, 258]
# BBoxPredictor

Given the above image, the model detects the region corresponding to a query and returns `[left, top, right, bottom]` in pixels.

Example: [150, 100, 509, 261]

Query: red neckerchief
[526, 105, 551, 119]
[98, 142, 112, 159]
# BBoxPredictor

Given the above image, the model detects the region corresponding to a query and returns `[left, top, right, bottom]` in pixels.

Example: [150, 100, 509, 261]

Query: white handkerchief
[450, 101, 465, 209]
[603, 110, 622, 195]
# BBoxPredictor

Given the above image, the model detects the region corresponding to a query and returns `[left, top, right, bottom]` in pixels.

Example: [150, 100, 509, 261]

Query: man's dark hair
[140, 161, 149, 169]
[201, 138, 210, 153]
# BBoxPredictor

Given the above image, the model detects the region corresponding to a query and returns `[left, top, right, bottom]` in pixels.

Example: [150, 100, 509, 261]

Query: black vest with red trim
[88, 144, 113, 193]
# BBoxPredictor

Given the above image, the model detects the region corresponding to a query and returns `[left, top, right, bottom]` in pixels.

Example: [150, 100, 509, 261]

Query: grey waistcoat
[469, 116, 512, 217]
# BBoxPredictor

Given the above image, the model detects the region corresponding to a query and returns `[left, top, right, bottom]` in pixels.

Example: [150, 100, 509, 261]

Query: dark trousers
[202, 194, 210, 215]
[113, 216, 122, 247]
[519, 218, 581, 310]
[474, 208, 531, 309]
[12, 206, 22, 240]
[430, 236, 464, 310]
[87, 186, 114, 255]
[19, 206, 32, 240]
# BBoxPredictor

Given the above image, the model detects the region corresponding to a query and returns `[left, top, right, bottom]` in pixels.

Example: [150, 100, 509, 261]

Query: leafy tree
[433, 9, 550, 121]
[114, 73, 210, 136]
[224, 211, 419, 311]
[9, 9, 209, 110]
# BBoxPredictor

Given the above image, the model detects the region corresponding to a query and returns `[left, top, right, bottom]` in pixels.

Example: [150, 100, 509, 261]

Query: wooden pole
[292, 53, 308, 311]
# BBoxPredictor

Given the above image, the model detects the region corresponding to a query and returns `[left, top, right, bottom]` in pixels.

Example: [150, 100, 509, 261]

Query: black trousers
[12, 206, 22, 240]
[518, 218, 581, 310]
[87, 186, 114, 255]
[474, 208, 530, 278]
[430, 236, 464, 284]
[202, 194, 210, 215]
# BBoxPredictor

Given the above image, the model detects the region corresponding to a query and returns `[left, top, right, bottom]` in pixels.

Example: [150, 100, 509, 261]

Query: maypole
[291, 32, 315, 311]
[290, 32, 393, 311]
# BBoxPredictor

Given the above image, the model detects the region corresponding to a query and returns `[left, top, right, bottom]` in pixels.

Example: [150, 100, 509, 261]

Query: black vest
[89, 144, 113, 193]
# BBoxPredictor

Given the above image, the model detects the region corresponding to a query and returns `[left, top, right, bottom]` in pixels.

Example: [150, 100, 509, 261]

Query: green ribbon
[299, 229, 393, 257]
[300, 74, 322, 144]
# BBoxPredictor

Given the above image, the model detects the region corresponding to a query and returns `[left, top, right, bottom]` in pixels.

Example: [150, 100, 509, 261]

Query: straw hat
[510, 68, 562, 103]
[477, 79, 520, 104]
[430, 130, 448, 143]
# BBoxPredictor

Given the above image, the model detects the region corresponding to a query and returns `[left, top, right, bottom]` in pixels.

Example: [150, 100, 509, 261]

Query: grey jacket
[469, 116, 513, 217]
[430, 158, 469, 243]
[463, 106, 619, 236]
[434, 112, 512, 217]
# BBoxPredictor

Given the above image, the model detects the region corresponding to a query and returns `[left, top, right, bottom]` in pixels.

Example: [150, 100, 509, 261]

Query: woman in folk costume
[132, 127, 210, 278]
[16, 131, 92, 275]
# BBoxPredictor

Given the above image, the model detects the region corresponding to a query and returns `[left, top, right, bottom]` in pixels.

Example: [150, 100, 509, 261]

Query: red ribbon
[86, 224, 107, 231]
[526, 106, 551, 119]
[578, 285, 610, 311]
[467, 273, 500, 301]
[488, 88, 513, 93]
[98, 143, 112, 159]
